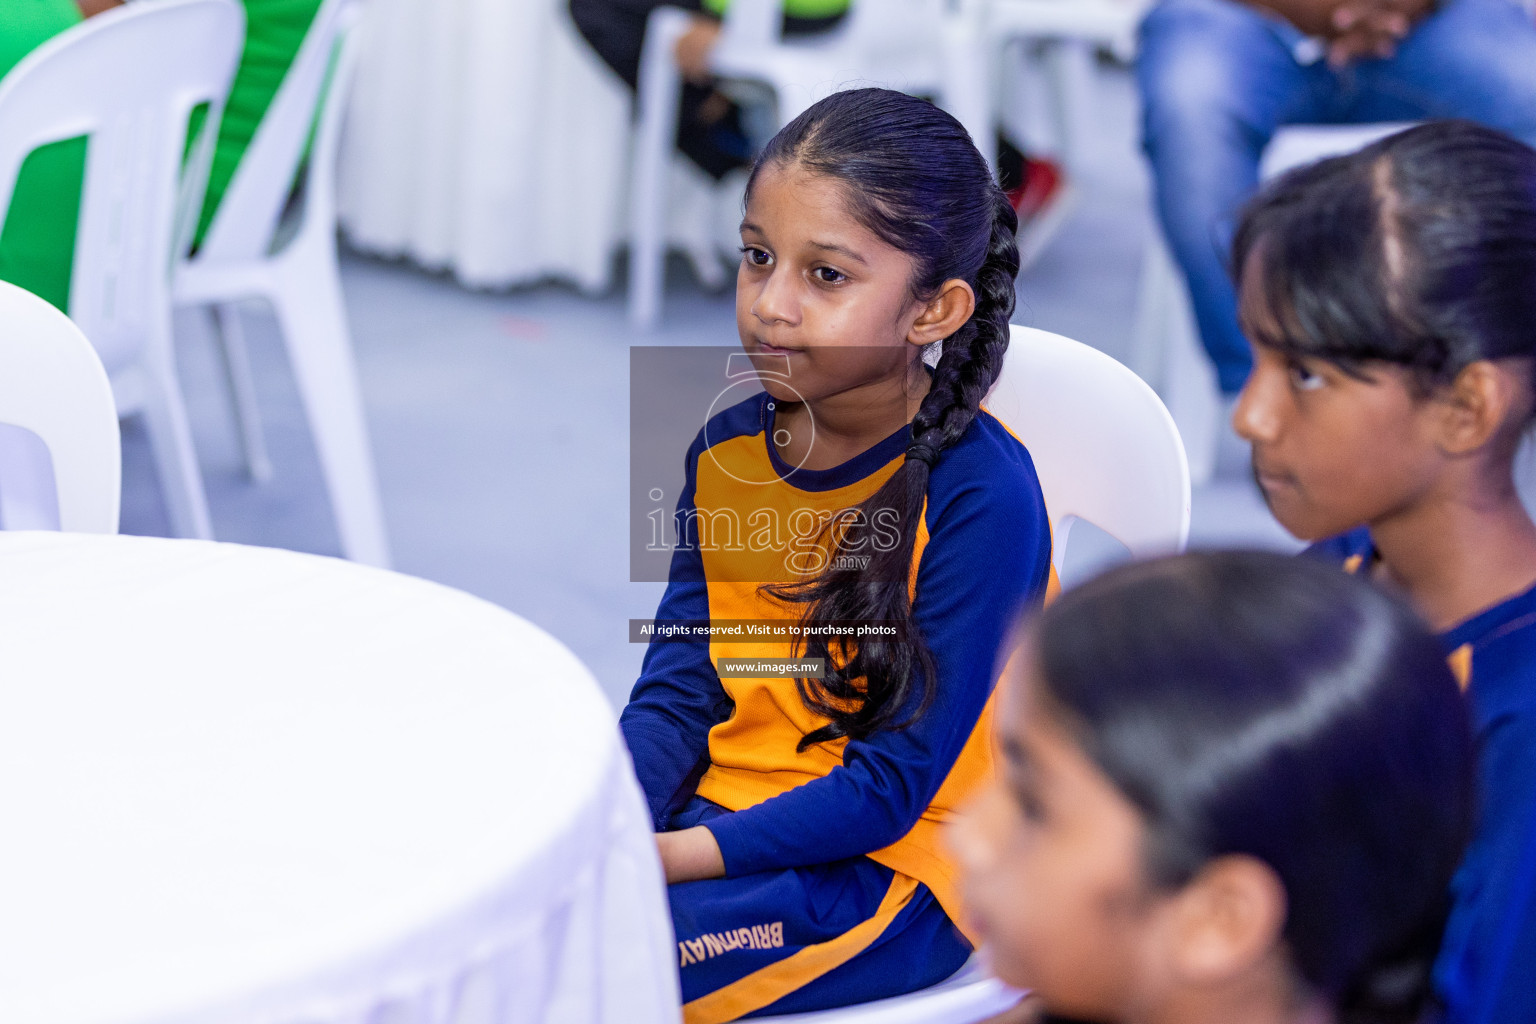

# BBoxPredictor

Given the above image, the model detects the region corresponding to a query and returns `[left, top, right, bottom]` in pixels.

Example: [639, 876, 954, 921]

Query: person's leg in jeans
[1137, 0, 1332, 395]
[1343, 0, 1536, 146]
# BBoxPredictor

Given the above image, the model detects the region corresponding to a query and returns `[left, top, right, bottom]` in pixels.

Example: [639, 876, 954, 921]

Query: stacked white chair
[174, 0, 391, 567]
[944, 0, 1146, 171]
[1132, 122, 1415, 483]
[0, 280, 120, 534]
[941, 0, 1149, 266]
[629, 0, 969, 328]
[0, 0, 245, 540]
[753, 323, 1190, 1024]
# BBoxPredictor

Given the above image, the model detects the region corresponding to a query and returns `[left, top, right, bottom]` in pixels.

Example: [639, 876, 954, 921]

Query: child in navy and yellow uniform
[622, 90, 1053, 1023]
[1231, 122, 1536, 1024]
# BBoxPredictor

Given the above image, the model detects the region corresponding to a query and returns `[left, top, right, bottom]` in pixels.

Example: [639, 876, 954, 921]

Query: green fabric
[702, 0, 850, 17]
[0, 0, 86, 313]
[0, 0, 324, 310]
[194, 0, 322, 246]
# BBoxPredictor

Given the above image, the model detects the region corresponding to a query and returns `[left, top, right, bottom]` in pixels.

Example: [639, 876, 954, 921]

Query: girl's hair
[1233, 120, 1536, 394]
[751, 87, 1020, 750]
[1032, 551, 1474, 1024]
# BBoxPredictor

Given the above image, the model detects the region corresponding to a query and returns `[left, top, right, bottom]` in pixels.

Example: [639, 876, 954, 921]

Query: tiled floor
[121, 65, 1300, 710]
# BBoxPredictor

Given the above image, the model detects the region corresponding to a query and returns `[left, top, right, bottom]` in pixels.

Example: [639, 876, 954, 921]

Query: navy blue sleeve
[702, 453, 1052, 875]
[1436, 708, 1536, 1024]
[620, 433, 733, 831]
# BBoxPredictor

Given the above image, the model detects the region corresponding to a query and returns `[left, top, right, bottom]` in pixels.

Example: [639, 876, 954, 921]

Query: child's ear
[1165, 854, 1288, 986]
[1435, 360, 1523, 456]
[907, 279, 976, 347]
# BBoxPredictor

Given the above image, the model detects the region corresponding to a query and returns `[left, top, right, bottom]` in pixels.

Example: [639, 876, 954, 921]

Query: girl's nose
[752, 268, 798, 326]
[1232, 372, 1280, 445]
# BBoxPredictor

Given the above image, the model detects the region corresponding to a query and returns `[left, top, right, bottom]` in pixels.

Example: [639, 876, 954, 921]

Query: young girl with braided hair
[622, 87, 1053, 1022]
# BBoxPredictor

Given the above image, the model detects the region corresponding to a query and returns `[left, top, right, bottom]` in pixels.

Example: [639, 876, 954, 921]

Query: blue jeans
[1137, 0, 1536, 394]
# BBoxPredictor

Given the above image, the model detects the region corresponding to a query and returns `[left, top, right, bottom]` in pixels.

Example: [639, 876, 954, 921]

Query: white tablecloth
[337, 0, 632, 293]
[0, 533, 680, 1024]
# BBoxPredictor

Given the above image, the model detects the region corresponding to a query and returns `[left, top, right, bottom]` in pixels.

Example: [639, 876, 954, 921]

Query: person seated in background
[567, 0, 851, 182]
[953, 551, 1474, 1024]
[1232, 121, 1536, 1024]
[1137, 0, 1536, 400]
[565, 0, 1066, 225]
[0, 0, 323, 313]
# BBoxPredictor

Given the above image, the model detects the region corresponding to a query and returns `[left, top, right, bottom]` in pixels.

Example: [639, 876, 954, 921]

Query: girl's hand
[656, 826, 726, 883]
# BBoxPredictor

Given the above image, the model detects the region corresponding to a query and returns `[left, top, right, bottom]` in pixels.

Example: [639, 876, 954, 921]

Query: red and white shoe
[1007, 156, 1077, 271]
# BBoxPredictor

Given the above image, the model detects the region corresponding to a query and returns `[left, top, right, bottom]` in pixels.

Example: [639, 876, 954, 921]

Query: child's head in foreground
[1231, 121, 1536, 542]
[953, 551, 1474, 1024]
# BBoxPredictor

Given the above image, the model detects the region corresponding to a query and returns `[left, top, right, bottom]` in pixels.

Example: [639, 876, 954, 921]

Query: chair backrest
[986, 324, 1191, 572]
[0, 280, 120, 533]
[195, 0, 362, 264]
[0, 0, 244, 372]
[1259, 122, 1417, 181]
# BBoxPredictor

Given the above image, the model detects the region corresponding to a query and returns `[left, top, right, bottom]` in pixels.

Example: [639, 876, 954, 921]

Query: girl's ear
[1435, 360, 1526, 457]
[1164, 854, 1288, 986]
[907, 279, 977, 347]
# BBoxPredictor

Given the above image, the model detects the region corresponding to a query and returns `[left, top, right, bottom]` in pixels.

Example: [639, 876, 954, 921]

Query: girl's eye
[812, 266, 846, 285]
[1287, 359, 1325, 391]
[740, 246, 772, 267]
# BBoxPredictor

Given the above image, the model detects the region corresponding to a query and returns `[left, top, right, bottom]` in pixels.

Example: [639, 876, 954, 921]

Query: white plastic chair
[0, 0, 244, 541]
[988, 324, 1191, 571]
[0, 280, 120, 533]
[754, 956, 1022, 1024]
[945, 0, 1145, 172]
[174, 0, 391, 567]
[629, 0, 966, 328]
[728, 325, 1190, 1024]
[1131, 122, 1414, 483]
[940, 0, 1148, 267]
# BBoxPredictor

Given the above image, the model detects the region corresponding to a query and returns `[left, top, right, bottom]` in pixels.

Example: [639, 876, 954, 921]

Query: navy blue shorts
[667, 797, 972, 1024]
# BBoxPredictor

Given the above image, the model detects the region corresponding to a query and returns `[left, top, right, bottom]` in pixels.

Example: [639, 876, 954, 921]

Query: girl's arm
[620, 437, 733, 830]
[701, 460, 1052, 875]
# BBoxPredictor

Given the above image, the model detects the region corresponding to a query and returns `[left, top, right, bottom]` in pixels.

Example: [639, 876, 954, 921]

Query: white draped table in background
[337, 0, 633, 293]
[0, 533, 680, 1024]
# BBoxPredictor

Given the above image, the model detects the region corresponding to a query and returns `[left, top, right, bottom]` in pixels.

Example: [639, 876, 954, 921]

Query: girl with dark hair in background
[621, 87, 1053, 1022]
[953, 551, 1475, 1024]
[1231, 120, 1536, 1024]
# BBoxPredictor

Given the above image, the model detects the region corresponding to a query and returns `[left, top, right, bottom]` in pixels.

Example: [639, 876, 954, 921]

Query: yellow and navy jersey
[623, 389, 1053, 934]
[1310, 527, 1536, 1024]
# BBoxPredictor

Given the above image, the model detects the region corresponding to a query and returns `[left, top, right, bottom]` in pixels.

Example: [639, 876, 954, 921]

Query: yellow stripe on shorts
[682, 874, 921, 1024]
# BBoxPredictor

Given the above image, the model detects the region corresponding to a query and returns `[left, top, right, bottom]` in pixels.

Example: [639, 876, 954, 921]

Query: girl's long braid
[775, 190, 1020, 749]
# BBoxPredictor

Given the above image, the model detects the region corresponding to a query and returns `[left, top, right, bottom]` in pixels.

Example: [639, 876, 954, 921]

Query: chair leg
[941, 3, 996, 172]
[1040, 38, 1095, 177]
[1130, 238, 1176, 391]
[269, 249, 391, 568]
[629, 7, 693, 330]
[209, 302, 274, 483]
[134, 352, 215, 540]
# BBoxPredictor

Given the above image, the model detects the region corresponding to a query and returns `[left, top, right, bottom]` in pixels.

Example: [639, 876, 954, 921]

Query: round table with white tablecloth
[0, 532, 680, 1024]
